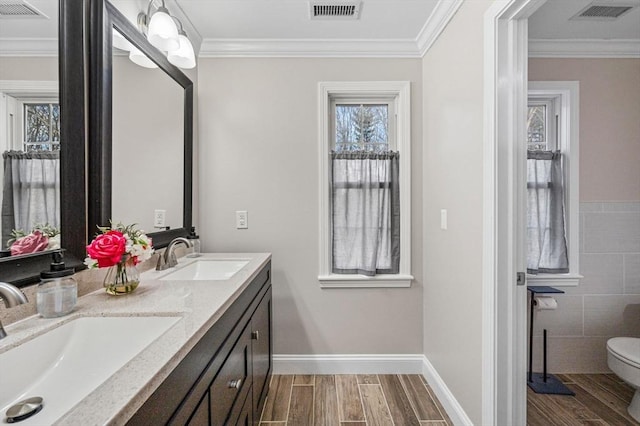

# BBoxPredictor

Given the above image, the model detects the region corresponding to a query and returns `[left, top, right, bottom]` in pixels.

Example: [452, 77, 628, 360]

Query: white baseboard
[422, 356, 473, 426]
[273, 354, 424, 375]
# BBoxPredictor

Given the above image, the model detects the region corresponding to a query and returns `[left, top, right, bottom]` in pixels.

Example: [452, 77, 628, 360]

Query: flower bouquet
[85, 222, 153, 295]
[8, 223, 60, 256]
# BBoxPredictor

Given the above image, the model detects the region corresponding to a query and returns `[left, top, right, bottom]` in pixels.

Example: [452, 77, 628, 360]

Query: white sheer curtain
[1, 151, 60, 246]
[527, 150, 568, 274]
[331, 151, 400, 276]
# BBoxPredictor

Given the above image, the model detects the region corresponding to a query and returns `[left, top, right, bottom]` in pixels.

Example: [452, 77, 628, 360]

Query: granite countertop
[0, 252, 271, 426]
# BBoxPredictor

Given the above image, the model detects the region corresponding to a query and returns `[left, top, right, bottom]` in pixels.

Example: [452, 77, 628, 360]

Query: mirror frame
[0, 0, 88, 286]
[89, 0, 193, 248]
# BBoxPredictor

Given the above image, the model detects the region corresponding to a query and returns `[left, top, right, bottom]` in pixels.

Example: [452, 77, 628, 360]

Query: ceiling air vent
[571, 3, 636, 20]
[310, 1, 362, 20]
[0, 1, 47, 19]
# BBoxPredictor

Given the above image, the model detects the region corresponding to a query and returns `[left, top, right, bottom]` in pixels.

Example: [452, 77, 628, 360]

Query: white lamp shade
[112, 30, 133, 51]
[129, 47, 158, 69]
[147, 8, 179, 52]
[168, 34, 196, 69]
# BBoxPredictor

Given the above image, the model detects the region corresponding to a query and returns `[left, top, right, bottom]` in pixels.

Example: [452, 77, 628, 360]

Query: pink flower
[86, 230, 127, 268]
[10, 231, 49, 256]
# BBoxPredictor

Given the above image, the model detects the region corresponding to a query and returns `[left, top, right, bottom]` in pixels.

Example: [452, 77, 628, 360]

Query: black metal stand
[527, 286, 575, 396]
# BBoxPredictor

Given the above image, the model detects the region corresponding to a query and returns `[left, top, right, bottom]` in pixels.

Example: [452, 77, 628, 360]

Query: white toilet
[607, 337, 640, 422]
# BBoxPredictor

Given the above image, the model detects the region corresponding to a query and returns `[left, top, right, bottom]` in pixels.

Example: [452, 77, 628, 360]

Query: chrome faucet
[0, 282, 29, 339]
[156, 237, 192, 271]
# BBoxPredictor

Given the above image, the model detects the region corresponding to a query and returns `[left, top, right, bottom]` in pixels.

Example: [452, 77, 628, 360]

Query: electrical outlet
[154, 209, 166, 228]
[236, 211, 248, 229]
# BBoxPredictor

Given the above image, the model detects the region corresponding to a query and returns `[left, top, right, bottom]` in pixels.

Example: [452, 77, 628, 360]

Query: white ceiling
[0, 0, 58, 39]
[1, 0, 639, 57]
[528, 0, 640, 39]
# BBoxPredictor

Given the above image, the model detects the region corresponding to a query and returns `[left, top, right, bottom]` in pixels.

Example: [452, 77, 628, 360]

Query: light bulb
[147, 7, 179, 52]
[129, 46, 158, 69]
[168, 33, 196, 69]
[112, 30, 133, 51]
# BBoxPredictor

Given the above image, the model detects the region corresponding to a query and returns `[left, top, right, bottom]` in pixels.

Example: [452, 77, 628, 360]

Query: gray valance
[526, 150, 568, 274]
[2, 150, 60, 247]
[331, 151, 400, 276]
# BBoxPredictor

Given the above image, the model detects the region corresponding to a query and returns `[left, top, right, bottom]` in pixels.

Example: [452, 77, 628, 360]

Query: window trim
[318, 81, 412, 288]
[0, 80, 58, 151]
[527, 81, 581, 286]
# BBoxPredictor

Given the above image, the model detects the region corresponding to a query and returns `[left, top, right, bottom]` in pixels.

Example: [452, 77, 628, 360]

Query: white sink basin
[0, 316, 180, 425]
[160, 259, 250, 281]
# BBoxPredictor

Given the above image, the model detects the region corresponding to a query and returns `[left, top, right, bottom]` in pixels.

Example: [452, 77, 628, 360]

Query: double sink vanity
[0, 253, 272, 425]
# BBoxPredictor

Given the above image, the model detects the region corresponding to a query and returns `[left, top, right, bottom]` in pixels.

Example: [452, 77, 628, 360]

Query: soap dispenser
[36, 250, 77, 318]
[186, 226, 201, 258]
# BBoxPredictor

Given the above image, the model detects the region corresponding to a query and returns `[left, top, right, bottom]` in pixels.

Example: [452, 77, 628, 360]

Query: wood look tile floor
[527, 374, 640, 426]
[259, 374, 452, 426]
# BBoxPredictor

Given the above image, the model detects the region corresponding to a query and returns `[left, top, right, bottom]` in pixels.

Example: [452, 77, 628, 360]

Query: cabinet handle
[251, 330, 259, 340]
[228, 379, 242, 389]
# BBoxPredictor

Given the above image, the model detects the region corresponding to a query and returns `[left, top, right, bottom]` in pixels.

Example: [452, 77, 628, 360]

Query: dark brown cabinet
[251, 288, 272, 419]
[127, 262, 272, 426]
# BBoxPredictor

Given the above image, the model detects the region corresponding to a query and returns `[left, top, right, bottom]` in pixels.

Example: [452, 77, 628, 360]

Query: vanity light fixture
[112, 30, 133, 51]
[129, 46, 159, 69]
[143, 0, 179, 51]
[136, 0, 197, 70]
[167, 17, 196, 69]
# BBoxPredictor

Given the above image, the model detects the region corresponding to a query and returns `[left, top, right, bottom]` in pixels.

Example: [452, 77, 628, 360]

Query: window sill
[527, 273, 582, 287]
[319, 274, 413, 288]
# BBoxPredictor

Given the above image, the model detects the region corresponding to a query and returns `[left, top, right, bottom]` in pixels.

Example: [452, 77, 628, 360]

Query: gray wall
[421, 1, 493, 424]
[0, 57, 57, 81]
[197, 57, 424, 355]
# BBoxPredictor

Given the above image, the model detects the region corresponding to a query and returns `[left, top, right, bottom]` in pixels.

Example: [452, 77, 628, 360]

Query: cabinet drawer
[210, 323, 251, 425]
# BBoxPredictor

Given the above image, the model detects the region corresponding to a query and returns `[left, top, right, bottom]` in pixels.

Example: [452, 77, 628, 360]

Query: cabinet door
[210, 324, 252, 426]
[187, 393, 209, 426]
[251, 288, 272, 420]
[227, 385, 253, 426]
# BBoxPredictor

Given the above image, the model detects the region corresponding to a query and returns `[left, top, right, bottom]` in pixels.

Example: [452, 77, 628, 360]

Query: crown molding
[529, 39, 640, 58]
[0, 38, 58, 57]
[0, 80, 58, 95]
[415, 0, 464, 56]
[199, 38, 422, 58]
[1, 0, 466, 59]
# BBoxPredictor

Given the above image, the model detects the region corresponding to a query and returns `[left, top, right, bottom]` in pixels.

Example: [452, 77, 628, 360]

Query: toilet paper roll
[534, 296, 558, 310]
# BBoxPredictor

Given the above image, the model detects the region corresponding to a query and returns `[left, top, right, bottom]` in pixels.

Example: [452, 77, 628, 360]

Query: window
[334, 102, 392, 152]
[22, 101, 61, 152]
[527, 81, 581, 286]
[318, 81, 412, 288]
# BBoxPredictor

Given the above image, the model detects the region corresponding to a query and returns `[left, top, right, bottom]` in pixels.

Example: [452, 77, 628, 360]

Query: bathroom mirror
[111, 32, 184, 233]
[89, 1, 193, 247]
[0, 0, 87, 285]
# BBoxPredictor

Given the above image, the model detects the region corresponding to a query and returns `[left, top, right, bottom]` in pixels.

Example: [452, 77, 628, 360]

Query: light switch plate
[440, 209, 448, 230]
[236, 211, 248, 229]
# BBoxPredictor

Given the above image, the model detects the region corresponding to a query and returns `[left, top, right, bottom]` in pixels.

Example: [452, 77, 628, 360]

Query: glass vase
[103, 255, 140, 295]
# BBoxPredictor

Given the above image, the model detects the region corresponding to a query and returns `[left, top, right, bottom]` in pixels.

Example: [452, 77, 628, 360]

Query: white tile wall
[625, 254, 640, 294]
[583, 211, 640, 253]
[576, 253, 624, 294]
[531, 202, 640, 373]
